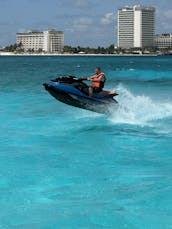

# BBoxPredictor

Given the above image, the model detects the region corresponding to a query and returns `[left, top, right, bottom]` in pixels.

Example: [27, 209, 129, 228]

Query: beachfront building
[16, 30, 64, 53]
[118, 5, 155, 49]
[43, 30, 64, 53]
[155, 34, 172, 49]
[16, 31, 43, 52]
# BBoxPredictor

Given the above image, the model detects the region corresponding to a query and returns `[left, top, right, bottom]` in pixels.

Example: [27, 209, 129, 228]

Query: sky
[0, 0, 172, 47]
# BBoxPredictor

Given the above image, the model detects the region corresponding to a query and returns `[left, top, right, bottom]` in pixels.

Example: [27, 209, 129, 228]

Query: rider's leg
[89, 87, 93, 96]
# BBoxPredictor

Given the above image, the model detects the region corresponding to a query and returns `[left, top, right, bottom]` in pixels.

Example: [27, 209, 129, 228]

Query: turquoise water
[0, 56, 172, 228]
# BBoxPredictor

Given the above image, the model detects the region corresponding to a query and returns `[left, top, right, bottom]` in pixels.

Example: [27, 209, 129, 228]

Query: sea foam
[109, 84, 172, 126]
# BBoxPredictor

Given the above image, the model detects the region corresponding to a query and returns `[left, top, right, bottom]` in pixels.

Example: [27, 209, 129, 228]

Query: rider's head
[95, 67, 101, 74]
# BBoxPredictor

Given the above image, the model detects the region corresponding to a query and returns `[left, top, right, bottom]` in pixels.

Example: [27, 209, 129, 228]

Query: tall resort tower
[118, 5, 155, 49]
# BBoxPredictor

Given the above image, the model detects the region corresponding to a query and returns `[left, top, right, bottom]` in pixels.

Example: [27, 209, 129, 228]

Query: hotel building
[16, 30, 64, 53]
[155, 34, 172, 49]
[118, 6, 155, 48]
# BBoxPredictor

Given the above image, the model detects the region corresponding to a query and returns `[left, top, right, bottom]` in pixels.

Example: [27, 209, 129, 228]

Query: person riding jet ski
[43, 68, 118, 114]
[87, 67, 115, 96]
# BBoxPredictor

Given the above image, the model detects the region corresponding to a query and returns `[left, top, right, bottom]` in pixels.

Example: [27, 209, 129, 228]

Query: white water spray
[109, 84, 172, 126]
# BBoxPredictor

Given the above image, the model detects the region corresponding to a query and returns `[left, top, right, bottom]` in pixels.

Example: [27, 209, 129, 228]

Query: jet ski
[43, 76, 118, 114]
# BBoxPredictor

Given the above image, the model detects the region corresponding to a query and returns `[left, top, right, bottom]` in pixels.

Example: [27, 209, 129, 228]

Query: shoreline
[0, 52, 159, 57]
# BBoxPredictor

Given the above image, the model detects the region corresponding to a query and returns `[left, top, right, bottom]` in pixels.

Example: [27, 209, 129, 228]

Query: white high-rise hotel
[16, 30, 64, 53]
[118, 6, 155, 48]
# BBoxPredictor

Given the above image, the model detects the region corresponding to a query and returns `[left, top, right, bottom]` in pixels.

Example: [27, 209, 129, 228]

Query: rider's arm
[87, 75, 95, 80]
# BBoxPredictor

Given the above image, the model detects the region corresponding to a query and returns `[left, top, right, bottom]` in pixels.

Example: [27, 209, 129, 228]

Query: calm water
[0, 56, 172, 229]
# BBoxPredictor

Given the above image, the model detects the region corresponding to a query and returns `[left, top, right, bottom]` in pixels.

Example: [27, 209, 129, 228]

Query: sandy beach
[0, 51, 158, 57]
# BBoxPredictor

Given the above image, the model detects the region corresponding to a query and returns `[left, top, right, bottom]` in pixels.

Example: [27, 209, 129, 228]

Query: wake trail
[109, 84, 172, 126]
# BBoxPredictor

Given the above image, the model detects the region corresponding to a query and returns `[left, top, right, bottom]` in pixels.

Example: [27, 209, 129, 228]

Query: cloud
[61, 0, 94, 9]
[73, 0, 92, 8]
[64, 12, 116, 47]
[70, 17, 93, 32]
[101, 12, 114, 25]
[156, 8, 172, 33]
[160, 21, 172, 31]
[164, 9, 172, 19]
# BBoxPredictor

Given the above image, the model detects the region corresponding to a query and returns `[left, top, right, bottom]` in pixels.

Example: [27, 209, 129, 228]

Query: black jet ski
[43, 76, 118, 114]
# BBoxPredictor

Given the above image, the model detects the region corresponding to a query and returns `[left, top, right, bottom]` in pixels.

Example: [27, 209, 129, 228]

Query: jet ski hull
[43, 78, 118, 114]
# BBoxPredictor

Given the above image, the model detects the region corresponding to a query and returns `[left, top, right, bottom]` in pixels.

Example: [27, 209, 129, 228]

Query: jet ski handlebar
[51, 76, 88, 83]
[77, 77, 88, 81]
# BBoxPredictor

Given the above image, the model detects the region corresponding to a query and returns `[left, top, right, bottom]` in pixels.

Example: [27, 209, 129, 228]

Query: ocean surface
[0, 56, 172, 229]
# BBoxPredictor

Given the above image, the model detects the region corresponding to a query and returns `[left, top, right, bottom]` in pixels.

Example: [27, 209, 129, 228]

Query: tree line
[64, 45, 115, 54]
[1, 43, 172, 54]
[1, 43, 116, 54]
